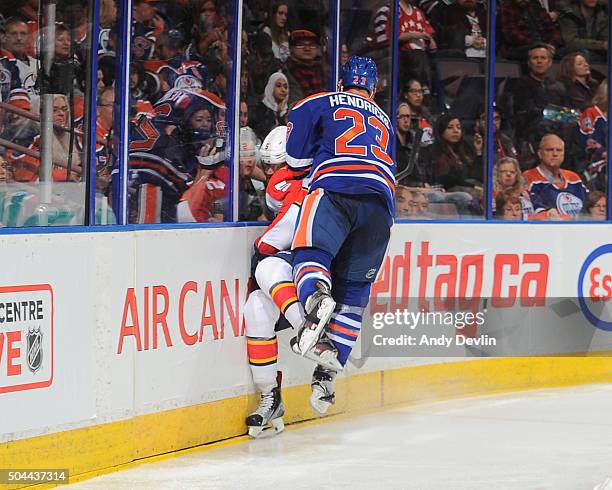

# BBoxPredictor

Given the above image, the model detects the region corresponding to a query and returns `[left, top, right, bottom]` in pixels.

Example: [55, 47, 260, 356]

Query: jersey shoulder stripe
[291, 91, 335, 110]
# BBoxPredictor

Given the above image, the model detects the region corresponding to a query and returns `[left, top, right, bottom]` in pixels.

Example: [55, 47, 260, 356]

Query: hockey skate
[290, 336, 343, 371]
[246, 372, 285, 438]
[310, 365, 337, 416]
[293, 283, 336, 355]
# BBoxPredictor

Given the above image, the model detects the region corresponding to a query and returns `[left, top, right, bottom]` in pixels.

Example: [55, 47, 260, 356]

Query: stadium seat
[494, 60, 522, 79]
[435, 58, 484, 99]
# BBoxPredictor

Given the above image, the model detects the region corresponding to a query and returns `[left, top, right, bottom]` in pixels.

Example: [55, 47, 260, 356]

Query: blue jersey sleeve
[285, 97, 323, 170]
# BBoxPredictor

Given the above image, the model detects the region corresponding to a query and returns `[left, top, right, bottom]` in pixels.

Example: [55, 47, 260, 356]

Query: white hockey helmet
[260, 126, 287, 165]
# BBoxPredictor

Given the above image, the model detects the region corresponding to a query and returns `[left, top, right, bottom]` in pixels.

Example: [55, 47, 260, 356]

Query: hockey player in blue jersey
[286, 56, 395, 414]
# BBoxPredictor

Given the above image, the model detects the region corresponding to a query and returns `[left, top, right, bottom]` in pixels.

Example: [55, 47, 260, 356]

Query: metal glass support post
[607, 11, 612, 220]
[485, 0, 497, 220]
[228, 0, 243, 223]
[391, 0, 400, 145]
[330, 0, 341, 88]
[39, 0, 57, 226]
[85, 0, 101, 225]
[112, 0, 132, 225]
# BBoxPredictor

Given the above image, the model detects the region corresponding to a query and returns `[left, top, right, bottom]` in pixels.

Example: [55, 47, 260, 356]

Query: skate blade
[248, 417, 285, 439]
[298, 297, 336, 354]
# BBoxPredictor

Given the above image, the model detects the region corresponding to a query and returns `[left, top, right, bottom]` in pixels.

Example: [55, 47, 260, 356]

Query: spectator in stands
[239, 126, 264, 220]
[48, 23, 81, 95]
[494, 190, 523, 219]
[475, 109, 518, 162]
[240, 64, 250, 101]
[400, 79, 434, 125]
[394, 185, 413, 218]
[247, 32, 284, 98]
[252, 71, 289, 141]
[340, 42, 349, 66]
[430, 113, 482, 212]
[558, 0, 608, 62]
[395, 102, 434, 187]
[261, 1, 290, 63]
[511, 43, 567, 161]
[557, 52, 599, 111]
[193, 0, 226, 64]
[578, 79, 607, 183]
[523, 133, 587, 218]
[497, 0, 563, 60]
[437, 0, 487, 58]
[394, 0, 437, 90]
[492, 156, 534, 217]
[582, 189, 606, 219]
[284, 29, 325, 105]
[207, 60, 226, 99]
[2, 17, 36, 99]
[177, 161, 228, 223]
[97, 56, 116, 93]
[408, 190, 431, 218]
[240, 100, 250, 128]
[13, 94, 81, 182]
[98, 0, 117, 55]
[0, 89, 37, 151]
[92, 87, 114, 187]
[131, 0, 164, 61]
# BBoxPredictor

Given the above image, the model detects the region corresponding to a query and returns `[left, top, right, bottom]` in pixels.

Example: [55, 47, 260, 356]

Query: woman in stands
[557, 52, 600, 111]
[12, 94, 82, 182]
[431, 114, 481, 192]
[261, 1, 290, 63]
[492, 156, 534, 219]
[429, 113, 482, 215]
[582, 190, 606, 220]
[252, 71, 289, 141]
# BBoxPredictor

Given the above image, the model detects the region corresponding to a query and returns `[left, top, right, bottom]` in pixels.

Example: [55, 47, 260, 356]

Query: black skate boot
[246, 371, 285, 438]
[310, 365, 337, 416]
[293, 282, 336, 355]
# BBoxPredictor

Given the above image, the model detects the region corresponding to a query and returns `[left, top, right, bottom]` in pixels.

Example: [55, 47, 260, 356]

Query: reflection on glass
[127, 0, 230, 223]
[239, 0, 331, 222]
[0, 1, 95, 227]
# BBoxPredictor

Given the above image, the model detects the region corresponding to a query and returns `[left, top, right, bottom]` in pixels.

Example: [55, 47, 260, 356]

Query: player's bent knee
[244, 290, 279, 338]
[255, 257, 293, 294]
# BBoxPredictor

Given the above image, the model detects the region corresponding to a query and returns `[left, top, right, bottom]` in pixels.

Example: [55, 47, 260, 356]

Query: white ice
[68, 384, 612, 489]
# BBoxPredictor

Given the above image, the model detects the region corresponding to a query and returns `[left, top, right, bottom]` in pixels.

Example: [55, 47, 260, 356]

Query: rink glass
[0, 0, 97, 227]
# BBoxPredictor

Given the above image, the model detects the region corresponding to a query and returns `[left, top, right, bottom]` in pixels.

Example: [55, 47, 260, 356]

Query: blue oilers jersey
[523, 166, 587, 215]
[286, 91, 396, 214]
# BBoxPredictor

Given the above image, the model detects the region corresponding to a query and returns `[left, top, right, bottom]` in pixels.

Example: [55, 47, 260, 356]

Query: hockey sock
[326, 281, 371, 366]
[325, 307, 362, 366]
[293, 248, 333, 307]
[246, 336, 278, 393]
[269, 281, 302, 330]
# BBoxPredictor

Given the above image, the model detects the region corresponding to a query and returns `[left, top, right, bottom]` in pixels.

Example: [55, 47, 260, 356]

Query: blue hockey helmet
[341, 56, 378, 95]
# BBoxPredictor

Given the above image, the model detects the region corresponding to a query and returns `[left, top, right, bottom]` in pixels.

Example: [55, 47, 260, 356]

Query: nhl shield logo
[27, 327, 43, 373]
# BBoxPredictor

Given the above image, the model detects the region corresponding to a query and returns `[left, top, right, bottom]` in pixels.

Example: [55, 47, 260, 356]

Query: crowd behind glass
[0, 0, 608, 226]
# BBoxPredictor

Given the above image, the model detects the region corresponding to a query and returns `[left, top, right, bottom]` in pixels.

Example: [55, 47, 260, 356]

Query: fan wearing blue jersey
[286, 56, 395, 415]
